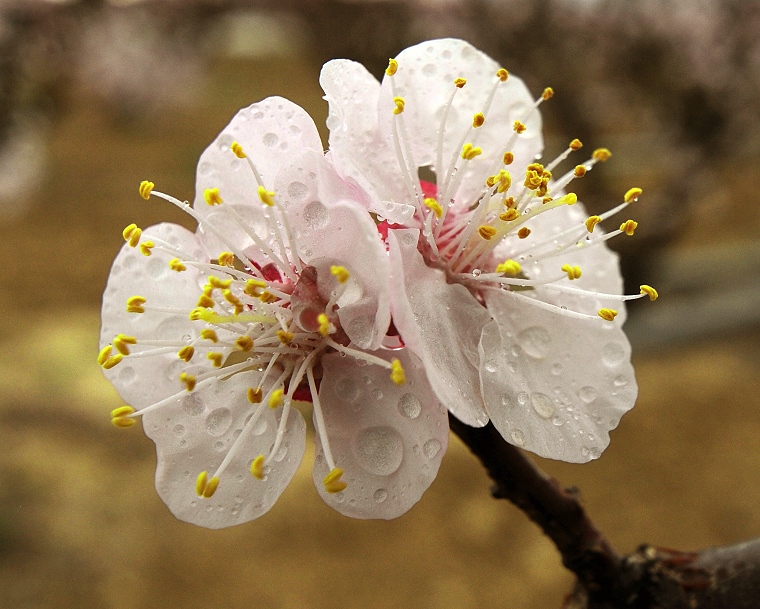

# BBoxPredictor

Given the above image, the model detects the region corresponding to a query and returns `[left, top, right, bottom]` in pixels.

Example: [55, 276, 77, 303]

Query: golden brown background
[1, 1, 759, 608]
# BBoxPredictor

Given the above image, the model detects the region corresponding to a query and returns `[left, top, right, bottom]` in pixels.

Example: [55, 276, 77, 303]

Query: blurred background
[0, 0, 759, 607]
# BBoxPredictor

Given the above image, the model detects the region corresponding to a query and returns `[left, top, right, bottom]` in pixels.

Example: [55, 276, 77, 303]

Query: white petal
[388, 229, 490, 426]
[312, 350, 448, 519]
[144, 372, 306, 529]
[100, 223, 232, 407]
[479, 289, 637, 463]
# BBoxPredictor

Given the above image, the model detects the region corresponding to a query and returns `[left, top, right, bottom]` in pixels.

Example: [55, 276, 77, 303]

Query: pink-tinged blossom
[321, 39, 657, 463]
[99, 97, 448, 528]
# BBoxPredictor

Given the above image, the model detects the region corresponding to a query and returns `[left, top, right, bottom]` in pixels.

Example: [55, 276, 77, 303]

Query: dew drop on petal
[510, 429, 526, 446]
[602, 342, 626, 366]
[287, 181, 309, 201]
[551, 362, 563, 376]
[517, 392, 529, 405]
[398, 393, 421, 419]
[335, 377, 360, 403]
[423, 438, 441, 459]
[273, 445, 288, 462]
[302, 200, 329, 229]
[356, 426, 404, 476]
[613, 375, 629, 387]
[262, 132, 278, 147]
[205, 408, 232, 437]
[182, 394, 205, 417]
[173, 424, 185, 436]
[483, 359, 497, 373]
[579, 386, 598, 403]
[500, 394, 513, 408]
[252, 418, 268, 436]
[517, 326, 551, 359]
[531, 393, 555, 419]
[373, 488, 388, 503]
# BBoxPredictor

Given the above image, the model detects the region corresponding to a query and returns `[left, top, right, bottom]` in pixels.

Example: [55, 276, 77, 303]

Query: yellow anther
[189, 307, 208, 321]
[392, 96, 405, 115]
[111, 406, 136, 428]
[518, 227, 531, 239]
[244, 278, 267, 296]
[620, 219, 638, 236]
[277, 330, 294, 344]
[231, 141, 246, 158]
[574, 165, 587, 178]
[250, 455, 266, 480]
[209, 276, 232, 289]
[504, 196, 517, 209]
[386, 58, 398, 76]
[101, 353, 123, 370]
[247, 387, 263, 404]
[139, 241, 154, 256]
[494, 169, 512, 193]
[390, 359, 406, 385]
[139, 180, 154, 200]
[640, 285, 659, 301]
[317, 313, 332, 337]
[513, 120, 527, 134]
[259, 291, 278, 304]
[269, 388, 285, 409]
[524, 164, 544, 189]
[486, 175, 496, 187]
[202, 284, 214, 297]
[496, 68, 509, 82]
[624, 187, 643, 203]
[598, 308, 618, 322]
[169, 258, 186, 272]
[236, 336, 254, 352]
[585, 215, 602, 233]
[570, 138, 583, 150]
[559, 193, 578, 205]
[454, 77, 467, 88]
[543, 197, 554, 205]
[330, 265, 350, 284]
[195, 471, 219, 498]
[126, 296, 146, 313]
[592, 148, 612, 162]
[113, 333, 136, 355]
[495, 259, 521, 276]
[200, 329, 218, 343]
[478, 225, 498, 240]
[461, 143, 482, 160]
[258, 185, 276, 207]
[98, 345, 113, 366]
[122, 223, 142, 247]
[204, 187, 223, 206]
[178, 345, 195, 362]
[472, 112, 485, 128]
[503, 151, 514, 165]
[197, 294, 215, 309]
[180, 372, 196, 392]
[499, 209, 519, 222]
[223, 289, 241, 306]
[561, 264, 582, 280]
[423, 197, 443, 219]
[207, 352, 223, 367]
[542, 87, 554, 100]
[217, 252, 235, 267]
[324, 468, 347, 494]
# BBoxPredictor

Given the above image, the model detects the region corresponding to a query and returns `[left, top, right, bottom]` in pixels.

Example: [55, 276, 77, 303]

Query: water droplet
[579, 386, 597, 403]
[601, 342, 626, 366]
[372, 388, 383, 400]
[182, 394, 205, 417]
[252, 418, 267, 436]
[398, 393, 422, 419]
[483, 359, 498, 373]
[589, 447, 602, 460]
[173, 424, 185, 436]
[507, 361, 517, 373]
[273, 445, 288, 462]
[302, 200, 329, 229]
[517, 392, 529, 405]
[119, 366, 136, 384]
[613, 374, 629, 387]
[373, 488, 388, 503]
[262, 132, 278, 147]
[287, 181, 309, 201]
[551, 416, 564, 427]
[531, 393, 555, 419]
[205, 408, 232, 437]
[517, 326, 551, 359]
[356, 426, 404, 475]
[423, 438, 442, 459]
[214, 440, 225, 452]
[335, 377, 360, 403]
[500, 394, 513, 408]
[510, 429, 525, 446]
[551, 362, 563, 376]
[471, 268, 482, 278]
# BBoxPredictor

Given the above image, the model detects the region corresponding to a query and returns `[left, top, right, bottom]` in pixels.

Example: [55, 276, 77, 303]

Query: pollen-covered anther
[592, 148, 612, 162]
[454, 77, 467, 88]
[244, 278, 267, 296]
[423, 197, 443, 218]
[324, 468, 347, 493]
[390, 359, 406, 385]
[543, 197, 553, 205]
[113, 333, 136, 355]
[258, 185, 276, 207]
[200, 329, 218, 343]
[496, 68, 509, 82]
[139, 180, 154, 200]
[180, 372, 196, 392]
[461, 143, 482, 160]
[197, 294, 215, 308]
[223, 289, 241, 307]
[111, 405, 136, 428]
[625, 187, 643, 203]
[524, 163, 545, 189]
[247, 387, 263, 404]
[561, 264, 582, 280]
[518, 227, 531, 239]
[496, 259, 521, 276]
[640, 285, 659, 301]
[504, 196, 517, 209]
[513, 120, 527, 134]
[478, 225, 498, 240]
[277, 330, 294, 344]
[503, 151, 514, 165]
[386, 58, 398, 76]
[235, 336, 254, 352]
[139, 241, 154, 256]
[99, 345, 123, 369]
[392, 96, 405, 115]
[178, 345, 194, 362]
[204, 188, 223, 206]
[122, 223, 142, 247]
[620, 219, 638, 236]
[574, 165, 587, 178]
[560, 193, 578, 205]
[585, 215, 602, 233]
[570, 138, 583, 150]
[250, 455, 266, 480]
[195, 471, 219, 498]
[169, 258, 186, 272]
[126, 296, 146, 313]
[230, 141, 246, 158]
[330, 265, 350, 284]
[542, 87, 554, 100]
[259, 291, 278, 304]
[207, 352, 223, 367]
[209, 276, 232, 289]
[598, 308, 618, 322]
[499, 209, 519, 222]
[217, 252, 235, 267]
[269, 388, 285, 409]
[317, 313, 333, 337]
[494, 169, 511, 193]
[472, 112, 485, 128]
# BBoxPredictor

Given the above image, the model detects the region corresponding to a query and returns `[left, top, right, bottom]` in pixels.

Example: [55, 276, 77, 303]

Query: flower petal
[388, 228, 490, 426]
[144, 372, 306, 529]
[312, 350, 448, 519]
[479, 289, 637, 463]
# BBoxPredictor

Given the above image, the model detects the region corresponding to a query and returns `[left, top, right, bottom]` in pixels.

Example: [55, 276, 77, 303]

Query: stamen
[390, 359, 406, 385]
[620, 220, 638, 236]
[640, 285, 659, 301]
[113, 334, 136, 355]
[250, 455, 266, 479]
[561, 264, 582, 280]
[625, 187, 643, 203]
[178, 346, 195, 362]
[139, 181, 154, 200]
[598, 308, 618, 322]
[169, 258, 186, 272]
[110, 406, 136, 428]
[179, 372, 196, 391]
[123, 223, 142, 247]
[248, 387, 263, 403]
[323, 468, 347, 494]
[585, 216, 602, 233]
[126, 296, 146, 313]
[195, 471, 219, 498]
[495, 259, 521, 275]
[269, 388, 285, 409]
[204, 188, 223, 206]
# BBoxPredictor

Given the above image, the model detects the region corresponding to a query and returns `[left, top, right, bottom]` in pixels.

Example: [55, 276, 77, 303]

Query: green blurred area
[1, 43, 759, 609]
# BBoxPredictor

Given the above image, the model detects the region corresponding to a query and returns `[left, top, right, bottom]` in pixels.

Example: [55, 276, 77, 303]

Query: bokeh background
[1, 0, 759, 607]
